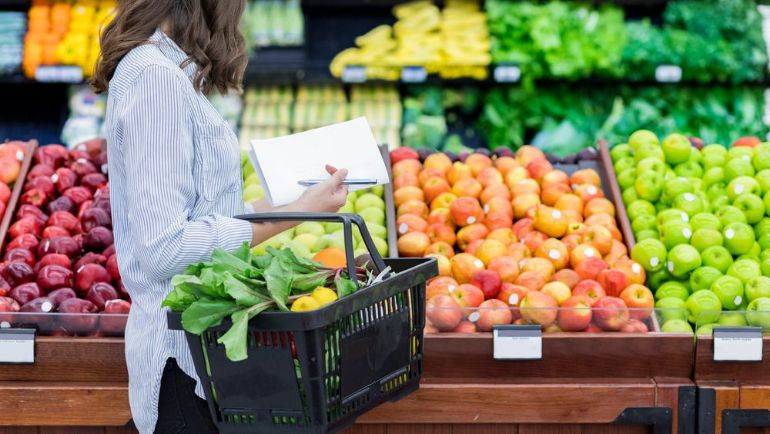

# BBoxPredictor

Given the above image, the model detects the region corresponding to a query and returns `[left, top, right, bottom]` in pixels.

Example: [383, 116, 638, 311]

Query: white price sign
[655, 65, 682, 83]
[35, 66, 84, 83]
[401, 66, 427, 83]
[494, 65, 521, 83]
[0, 329, 35, 364]
[493, 325, 542, 360]
[713, 327, 763, 362]
[341, 65, 367, 83]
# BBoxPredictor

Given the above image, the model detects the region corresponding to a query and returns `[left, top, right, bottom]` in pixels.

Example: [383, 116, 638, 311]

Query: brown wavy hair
[92, 0, 247, 95]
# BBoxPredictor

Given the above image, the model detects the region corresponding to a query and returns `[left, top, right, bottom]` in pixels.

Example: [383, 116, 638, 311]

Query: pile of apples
[0, 140, 130, 336]
[243, 153, 389, 259]
[390, 146, 654, 334]
[0, 141, 28, 222]
[614, 131, 770, 334]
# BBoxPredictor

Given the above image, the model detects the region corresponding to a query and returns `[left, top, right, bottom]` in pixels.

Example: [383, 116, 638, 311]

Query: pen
[298, 178, 378, 187]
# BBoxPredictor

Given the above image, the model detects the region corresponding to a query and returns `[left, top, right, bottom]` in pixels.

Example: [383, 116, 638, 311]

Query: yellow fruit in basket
[311, 287, 339, 306]
[290, 296, 321, 312]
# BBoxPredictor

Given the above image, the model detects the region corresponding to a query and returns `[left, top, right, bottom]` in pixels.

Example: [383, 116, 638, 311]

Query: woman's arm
[120, 65, 257, 282]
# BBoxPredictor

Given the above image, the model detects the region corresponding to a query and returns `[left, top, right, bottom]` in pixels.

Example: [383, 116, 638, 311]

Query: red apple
[592, 296, 630, 331]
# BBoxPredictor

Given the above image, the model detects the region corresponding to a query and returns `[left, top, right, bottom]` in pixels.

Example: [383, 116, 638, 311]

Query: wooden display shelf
[0, 139, 38, 252]
[696, 337, 770, 434]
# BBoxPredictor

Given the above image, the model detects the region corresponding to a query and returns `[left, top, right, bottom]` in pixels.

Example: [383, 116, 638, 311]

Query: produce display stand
[694, 338, 770, 434]
[360, 149, 697, 434]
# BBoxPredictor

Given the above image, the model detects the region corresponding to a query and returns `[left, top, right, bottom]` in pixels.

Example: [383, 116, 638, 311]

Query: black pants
[154, 358, 219, 434]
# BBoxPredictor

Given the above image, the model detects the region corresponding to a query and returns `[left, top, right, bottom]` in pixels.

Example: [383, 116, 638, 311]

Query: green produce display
[613, 130, 770, 333]
[163, 243, 376, 361]
[242, 0, 304, 49]
[401, 85, 481, 152]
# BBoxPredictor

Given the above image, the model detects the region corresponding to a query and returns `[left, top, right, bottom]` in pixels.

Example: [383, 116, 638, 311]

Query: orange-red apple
[450, 253, 485, 283]
[558, 295, 593, 331]
[569, 243, 601, 268]
[427, 276, 458, 300]
[570, 168, 601, 187]
[397, 231, 430, 257]
[477, 167, 503, 187]
[452, 177, 483, 198]
[573, 257, 609, 281]
[533, 205, 569, 238]
[397, 200, 429, 218]
[426, 223, 456, 246]
[424, 153, 453, 174]
[450, 197, 484, 226]
[592, 296, 630, 331]
[470, 269, 502, 299]
[535, 238, 569, 270]
[513, 193, 540, 219]
[425, 242, 455, 259]
[456, 223, 489, 251]
[451, 320, 477, 334]
[396, 214, 428, 235]
[447, 162, 473, 185]
[394, 172, 419, 190]
[520, 291, 558, 327]
[394, 186, 424, 207]
[487, 228, 516, 246]
[487, 256, 520, 283]
[472, 299, 513, 332]
[541, 281, 571, 305]
[422, 177, 452, 203]
[619, 284, 654, 320]
[450, 283, 485, 308]
[392, 159, 421, 178]
[572, 279, 606, 306]
[465, 153, 493, 176]
[584, 197, 615, 218]
[426, 253, 452, 276]
[552, 268, 581, 289]
[582, 225, 613, 255]
[597, 269, 629, 297]
[515, 270, 547, 291]
[475, 239, 507, 266]
[426, 294, 462, 331]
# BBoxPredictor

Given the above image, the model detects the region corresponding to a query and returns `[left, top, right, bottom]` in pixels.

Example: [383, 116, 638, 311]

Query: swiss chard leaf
[217, 302, 272, 362]
[162, 286, 197, 312]
[211, 247, 253, 275]
[181, 299, 240, 335]
[335, 276, 358, 298]
[199, 268, 228, 299]
[223, 272, 270, 306]
[264, 259, 292, 311]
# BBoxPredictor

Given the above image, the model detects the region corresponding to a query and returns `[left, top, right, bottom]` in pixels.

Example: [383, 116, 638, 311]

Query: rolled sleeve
[119, 65, 252, 282]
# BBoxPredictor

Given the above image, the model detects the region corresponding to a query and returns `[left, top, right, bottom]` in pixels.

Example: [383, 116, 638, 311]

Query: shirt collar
[149, 29, 197, 81]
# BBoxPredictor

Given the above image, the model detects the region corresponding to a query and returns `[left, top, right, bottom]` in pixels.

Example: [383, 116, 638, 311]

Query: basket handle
[235, 212, 387, 287]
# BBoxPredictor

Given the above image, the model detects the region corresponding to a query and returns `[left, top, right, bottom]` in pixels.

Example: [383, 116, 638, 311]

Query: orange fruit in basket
[313, 248, 347, 268]
[0, 142, 24, 162]
[0, 158, 20, 184]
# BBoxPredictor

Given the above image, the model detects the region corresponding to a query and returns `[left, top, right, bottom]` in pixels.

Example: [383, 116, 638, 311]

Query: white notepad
[248, 117, 390, 206]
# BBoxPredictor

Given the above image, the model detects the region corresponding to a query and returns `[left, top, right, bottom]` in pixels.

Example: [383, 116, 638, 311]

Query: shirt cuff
[213, 215, 253, 252]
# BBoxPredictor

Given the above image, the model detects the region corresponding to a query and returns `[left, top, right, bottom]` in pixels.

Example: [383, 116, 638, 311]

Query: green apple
[696, 324, 715, 335]
[635, 171, 664, 201]
[370, 185, 384, 197]
[243, 183, 264, 203]
[611, 144, 633, 162]
[672, 192, 704, 217]
[658, 209, 689, 225]
[663, 177, 694, 204]
[365, 222, 387, 239]
[718, 311, 748, 327]
[746, 297, 770, 330]
[729, 146, 755, 161]
[629, 130, 660, 150]
[325, 231, 347, 251]
[759, 233, 770, 251]
[727, 258, 761, 285]
[648, 268, 675, 291]
[703, 144, 728, 156]
[724, 158, 755, 181]
[755, 218, 770, 236]
[617, 169, 637, 191]
[655, 281, 690, 301]
[355, 193, 385, 212]
[636, 157, 666, 176]
[635, 144, 665, 162]
[727, 176, 761, 201]
[293, 233, 319, 252]
[701, 246, 734, 274]
[323, 222, 342, 234]
[627, 200, 656, 221]
[372, 236, 388, 256]
[764, 191, 770, 216]
[285, 239, 312, 259]
[690, 229, 723, 252]
[631, 238, 667, 272]
[667, 244, 701, 278]
[622, 188, 639, 204]
[690, 147, 703, 164]
[632, 214, 658, 234]
[660, 220, 692, 250]
[755, 169, 770, 194]
[745, 276, 770, 302]
[656, 297, 688, 322]
[703, 153, 727, 170]
[716, 206, 747, 227]
[753, 143, 770, 171]
[686, 290, 723, 325]
[690, 266, 723, 292]
[710, 275, 745, 310]
[661, 319, 694, 334]
[358, 207, 385, 225]
[673, 161, 703, 179]
[338, 202, 355, 214]
[295, 222, 326, 237]
[661, 133, 692, 164]
[732, 194, 765, 224]
[702, 167, 725, 188]
[723, 222, 755, 256]
[690, 213, 722, 232]
[614, 157, 635, 174]
[636, 230, 660, 241]
[707, 183, 727, 201]
[711, 195, 730, 211]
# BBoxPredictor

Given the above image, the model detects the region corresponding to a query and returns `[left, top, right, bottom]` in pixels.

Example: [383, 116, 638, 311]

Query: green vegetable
[163, 243, 377, 361]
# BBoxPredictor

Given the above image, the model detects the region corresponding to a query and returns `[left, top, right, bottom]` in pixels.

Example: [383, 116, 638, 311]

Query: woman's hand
[295, 165, 350, 213]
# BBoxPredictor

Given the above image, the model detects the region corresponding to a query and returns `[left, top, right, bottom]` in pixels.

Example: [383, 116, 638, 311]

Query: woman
[92, 2, 348, 433]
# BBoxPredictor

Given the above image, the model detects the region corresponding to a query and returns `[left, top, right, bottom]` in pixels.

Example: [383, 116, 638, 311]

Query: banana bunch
[329, 0, 490, 81]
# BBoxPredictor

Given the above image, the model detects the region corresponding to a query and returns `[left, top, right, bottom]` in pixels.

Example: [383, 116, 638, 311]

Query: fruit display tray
[0, 139, 38, 253]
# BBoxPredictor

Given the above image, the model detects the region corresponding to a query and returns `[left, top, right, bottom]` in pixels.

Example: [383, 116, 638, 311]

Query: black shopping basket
[168, 212, 437, 433]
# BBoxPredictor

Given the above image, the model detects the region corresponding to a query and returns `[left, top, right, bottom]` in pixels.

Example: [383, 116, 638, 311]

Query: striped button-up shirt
[104, 29, 253, 433]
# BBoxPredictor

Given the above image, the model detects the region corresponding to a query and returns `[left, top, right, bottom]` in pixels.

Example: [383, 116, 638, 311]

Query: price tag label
[493, 325, 542, 360]
[341, 65, 367, 83]
[35, 66, 84, 83]
[713, 327, 763, 362]
[494, 65, 521, 83]
[401, 66, 427, 83]
[0, 328, 35, 364]
[655, 65, 682, 83]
